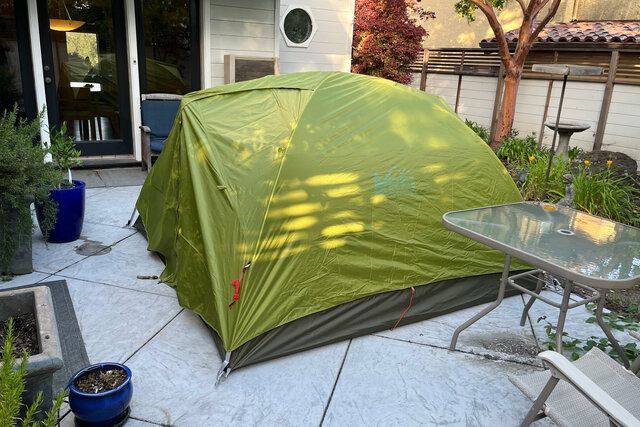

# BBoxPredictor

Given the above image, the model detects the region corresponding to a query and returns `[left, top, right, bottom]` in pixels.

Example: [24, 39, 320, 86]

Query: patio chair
[509, 329, 640, 427]
[140, 93, 182, 171]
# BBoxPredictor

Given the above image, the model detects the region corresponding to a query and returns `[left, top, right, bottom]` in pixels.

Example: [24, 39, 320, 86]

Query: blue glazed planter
[35, 180, 85, 243]
[68, 363, 133, 427]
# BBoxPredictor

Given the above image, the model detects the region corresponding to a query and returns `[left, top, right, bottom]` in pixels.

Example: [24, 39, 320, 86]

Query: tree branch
[515, 0, 527, 14]
[515, 0, 561, 65]
[532, 0, 552, 18]
[469, 0, 513, 67]
[525, 0, 538, 15]
[530, 0, 561, 43]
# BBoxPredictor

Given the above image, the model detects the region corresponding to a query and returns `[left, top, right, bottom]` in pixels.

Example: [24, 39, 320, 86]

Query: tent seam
[232, 75, 333, 348]
[247, 74, 333, 268]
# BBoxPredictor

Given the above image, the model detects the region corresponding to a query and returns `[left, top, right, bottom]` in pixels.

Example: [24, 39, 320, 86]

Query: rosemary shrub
[0, 105, 59, 275]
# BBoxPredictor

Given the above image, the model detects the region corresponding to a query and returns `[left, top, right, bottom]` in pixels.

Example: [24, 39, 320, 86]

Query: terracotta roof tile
[481, 21, 640, 44]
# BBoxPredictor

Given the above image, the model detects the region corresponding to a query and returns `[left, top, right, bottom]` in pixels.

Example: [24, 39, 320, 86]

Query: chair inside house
[140, 93, 182, 171]
[509, 329, 640, 427]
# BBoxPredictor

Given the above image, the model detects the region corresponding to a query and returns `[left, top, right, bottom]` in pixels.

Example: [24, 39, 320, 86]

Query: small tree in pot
[35, 122, 85, 243]
[0, 105, 58, 276]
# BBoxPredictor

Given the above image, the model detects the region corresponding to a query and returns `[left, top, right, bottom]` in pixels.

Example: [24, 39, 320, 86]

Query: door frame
[35, 0, 133, 156]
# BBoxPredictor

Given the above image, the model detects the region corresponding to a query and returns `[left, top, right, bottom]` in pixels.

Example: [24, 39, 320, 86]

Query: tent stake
[215, 351, 232, 385]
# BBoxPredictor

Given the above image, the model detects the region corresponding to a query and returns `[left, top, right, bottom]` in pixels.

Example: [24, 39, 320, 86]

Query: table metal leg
[554, 280, 573, 354]
[450, 255, 512, 351]
[520, 271, 545, 326]
[595, 293, 630, 368]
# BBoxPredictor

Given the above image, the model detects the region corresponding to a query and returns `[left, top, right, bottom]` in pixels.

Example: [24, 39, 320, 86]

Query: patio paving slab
[322, 335, 555, 427]
[126, 310, 348, 426]
[85, 186, 112, 198]
[528, 290, 635, 354]
[73, 167, 146, 189]
[55, 232, 175, 298]
[32, 222, 136, 274]
[72, 169, 105, 188]
[0, 271, 51, 289]
[49, 275, 182, 363]
[376, 294, 543, 365]
[93, 168, 147, 187]
[84, 187, 140, 227]
[58, 412, 165, 427]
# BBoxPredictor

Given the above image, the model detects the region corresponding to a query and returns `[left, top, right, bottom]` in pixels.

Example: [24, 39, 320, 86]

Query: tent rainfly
[136, 71, 524, 377]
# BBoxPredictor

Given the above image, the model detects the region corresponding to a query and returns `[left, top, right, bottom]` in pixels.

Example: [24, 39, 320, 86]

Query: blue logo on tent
[374, 167, 416, 196]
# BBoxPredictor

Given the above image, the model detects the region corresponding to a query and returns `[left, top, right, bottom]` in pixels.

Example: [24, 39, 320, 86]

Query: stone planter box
[0, 195, 34, 275]
[0, 286, 63, 412]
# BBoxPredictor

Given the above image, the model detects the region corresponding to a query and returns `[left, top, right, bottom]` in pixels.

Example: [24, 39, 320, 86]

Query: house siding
[209, 0, 354, 86]
[278, 0, 355, 74]
[209, 0, 277, 87]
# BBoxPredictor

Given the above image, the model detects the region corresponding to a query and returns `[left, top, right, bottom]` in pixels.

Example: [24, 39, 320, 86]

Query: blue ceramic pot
[68, 363, 133, 427]
[35, 180, 85, 243]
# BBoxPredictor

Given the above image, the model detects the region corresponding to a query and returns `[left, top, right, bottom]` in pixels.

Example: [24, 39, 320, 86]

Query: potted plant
[35, 121, 85, 243]
[0, 105, 58, 276]
[68, 362, 133, 426]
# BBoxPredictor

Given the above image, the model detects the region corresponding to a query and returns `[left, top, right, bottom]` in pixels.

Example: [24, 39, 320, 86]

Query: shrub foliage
[351, 0, 434, 84]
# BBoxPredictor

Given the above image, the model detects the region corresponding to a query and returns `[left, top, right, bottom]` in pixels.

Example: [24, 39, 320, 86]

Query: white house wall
[278, 0, 355, 73]
[209, 0, 354, 85]
[413, 71, 640, 168]
[423, 74, 458, 110]
[456, 76, 498, 128]
[512, 80, 549, 139]
[604, 84, 640, 161]
[538, 81, 604, 152]
[209, 0, 277, 87]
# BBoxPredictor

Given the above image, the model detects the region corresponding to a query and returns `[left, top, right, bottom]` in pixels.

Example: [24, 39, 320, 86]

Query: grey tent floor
[1, 179, 633, 426]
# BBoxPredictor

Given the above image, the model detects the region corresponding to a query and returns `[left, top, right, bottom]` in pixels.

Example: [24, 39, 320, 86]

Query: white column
[201, 0, 211, 89]
[124, 0, 142, 161]
[26, 0, 50, 151]
[274, 0, 280, 59]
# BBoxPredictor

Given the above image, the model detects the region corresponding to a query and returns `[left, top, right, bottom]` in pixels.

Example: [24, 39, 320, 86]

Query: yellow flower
[529, 155, 536, 161]
[584, 160, 590, 166]
[607, 160, 613, 167]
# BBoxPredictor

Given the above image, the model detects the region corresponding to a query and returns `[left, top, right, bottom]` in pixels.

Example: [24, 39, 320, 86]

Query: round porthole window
[280, 6, 316, 47]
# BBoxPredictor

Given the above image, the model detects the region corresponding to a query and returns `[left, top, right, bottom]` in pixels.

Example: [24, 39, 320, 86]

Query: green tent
[136, 71, 523, 375]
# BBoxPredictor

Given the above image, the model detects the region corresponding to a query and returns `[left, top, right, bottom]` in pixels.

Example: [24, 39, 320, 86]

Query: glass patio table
[443, 202, 640, 367]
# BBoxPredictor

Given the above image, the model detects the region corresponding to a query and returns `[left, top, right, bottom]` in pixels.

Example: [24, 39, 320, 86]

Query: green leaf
[585, 317, 597, 324]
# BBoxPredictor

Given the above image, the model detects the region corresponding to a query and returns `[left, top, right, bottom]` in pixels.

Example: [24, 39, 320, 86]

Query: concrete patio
[1, 168, 634, 427]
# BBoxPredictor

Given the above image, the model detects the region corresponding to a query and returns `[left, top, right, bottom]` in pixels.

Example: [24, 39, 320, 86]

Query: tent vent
[224, 55, 280, 84]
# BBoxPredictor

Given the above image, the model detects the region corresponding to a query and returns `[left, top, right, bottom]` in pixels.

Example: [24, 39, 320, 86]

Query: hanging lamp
[49, 0, 85, 32]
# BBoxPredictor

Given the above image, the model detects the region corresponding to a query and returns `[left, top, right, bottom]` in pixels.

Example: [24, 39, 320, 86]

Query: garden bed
[0, 312, 40, 357]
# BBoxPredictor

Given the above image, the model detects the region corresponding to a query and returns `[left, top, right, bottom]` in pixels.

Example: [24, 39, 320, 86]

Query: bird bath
[544, 120, 591, 160]
[531, 63, 603, 192]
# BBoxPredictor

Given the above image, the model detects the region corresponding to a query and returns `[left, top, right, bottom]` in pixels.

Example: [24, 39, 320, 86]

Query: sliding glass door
[38, 0, 132, 156]
[135, 0, 200, 95]
[0, 0, 37, 119]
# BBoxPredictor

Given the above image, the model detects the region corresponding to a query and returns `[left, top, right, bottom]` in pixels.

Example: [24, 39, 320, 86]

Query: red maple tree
[352, 0, 435, 84]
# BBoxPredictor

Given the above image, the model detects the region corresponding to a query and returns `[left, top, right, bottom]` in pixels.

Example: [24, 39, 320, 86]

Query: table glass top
[443, 202, 640, 283]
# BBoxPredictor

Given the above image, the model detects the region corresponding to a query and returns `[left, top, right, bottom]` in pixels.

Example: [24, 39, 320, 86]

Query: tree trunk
[490, 71, 522, 150]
